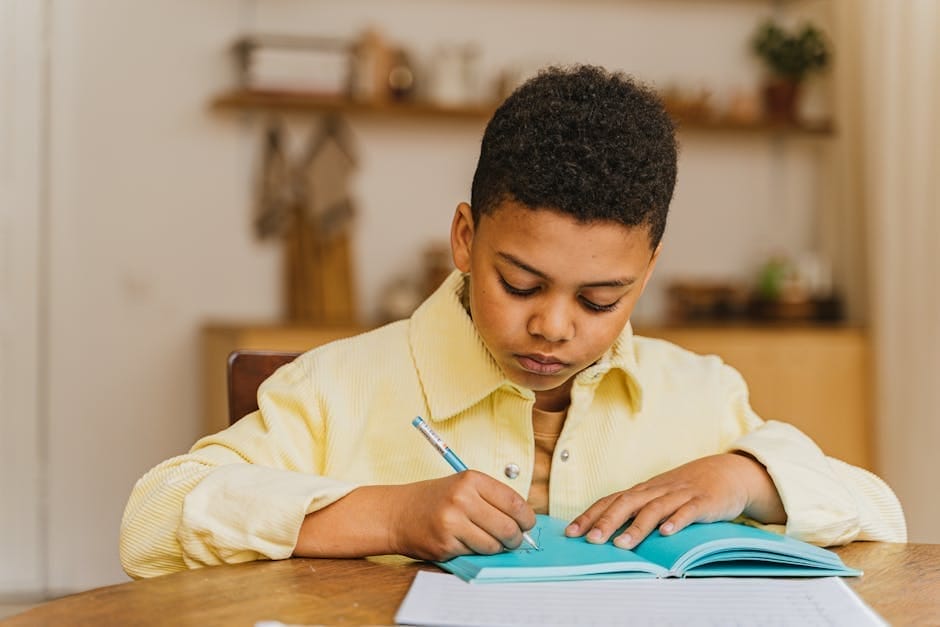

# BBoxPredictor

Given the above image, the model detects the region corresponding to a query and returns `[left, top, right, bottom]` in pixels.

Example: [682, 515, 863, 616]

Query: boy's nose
[527, 304, 575, 343]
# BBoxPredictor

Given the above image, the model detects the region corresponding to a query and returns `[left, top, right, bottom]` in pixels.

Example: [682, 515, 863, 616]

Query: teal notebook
[437, 515, 860, 583]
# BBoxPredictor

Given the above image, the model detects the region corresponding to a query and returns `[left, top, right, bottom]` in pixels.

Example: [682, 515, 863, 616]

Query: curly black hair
[470, 65, 677, 249]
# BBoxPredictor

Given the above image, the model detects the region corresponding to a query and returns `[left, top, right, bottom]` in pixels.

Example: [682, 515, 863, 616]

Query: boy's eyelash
[580, 297, 620, 313]
[499, 276, 538, 297]
[499, 275, 622, 313]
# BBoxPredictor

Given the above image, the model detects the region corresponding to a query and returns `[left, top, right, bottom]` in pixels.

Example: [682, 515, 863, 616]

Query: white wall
[250, 0, 827, 322]
[39, 1, 283, 593]
[2, 0, 870, 595]
[0, 0, 45, 600]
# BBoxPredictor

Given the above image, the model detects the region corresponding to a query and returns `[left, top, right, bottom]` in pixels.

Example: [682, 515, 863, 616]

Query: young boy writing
[121, 65, 905, 578]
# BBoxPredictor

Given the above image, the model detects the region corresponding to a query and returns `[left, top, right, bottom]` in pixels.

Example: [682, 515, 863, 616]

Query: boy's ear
[639, 243, 663, 294]
[450, 202, 475, 272]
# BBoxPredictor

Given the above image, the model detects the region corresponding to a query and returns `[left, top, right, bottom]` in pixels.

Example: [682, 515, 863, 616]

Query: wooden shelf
[673, 115, 834, 136]
[210, 89, 494, 121]
[210, 89, 834, 136]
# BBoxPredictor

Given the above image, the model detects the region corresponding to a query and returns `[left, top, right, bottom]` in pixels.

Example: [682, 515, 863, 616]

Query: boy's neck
[534, 379, 573, 412]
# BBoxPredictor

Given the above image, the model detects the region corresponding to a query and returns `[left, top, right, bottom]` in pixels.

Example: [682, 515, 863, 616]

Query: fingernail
[587, 528, 603, 543]
[614, 533, 633, 548]
[565, 523, 580, 536]
[661, 522, 674, 534]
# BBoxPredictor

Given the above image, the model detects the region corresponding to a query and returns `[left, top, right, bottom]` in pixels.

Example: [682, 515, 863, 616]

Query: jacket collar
[408, 270, 643, 422]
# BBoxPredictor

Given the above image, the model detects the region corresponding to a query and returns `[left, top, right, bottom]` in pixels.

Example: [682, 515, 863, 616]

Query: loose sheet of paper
[395, 571, 886, 627]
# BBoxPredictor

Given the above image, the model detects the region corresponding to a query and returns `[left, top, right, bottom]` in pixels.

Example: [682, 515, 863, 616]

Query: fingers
[612, 492, 698, 549]
[473, 472, 536, 531]
[565, 455, 764, 553]
[657, 499, 704, 537]
[567, 487, 704, 550]
[584, 490, 660, 547]
[564, 493, 621, 539]
[452, 524, 507, 557]
[424, 471, 535, 557]
[469, 471, 537, 550]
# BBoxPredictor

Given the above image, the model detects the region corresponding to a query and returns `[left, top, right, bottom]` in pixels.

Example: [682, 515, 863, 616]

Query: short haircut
[470, 65, 677, 249]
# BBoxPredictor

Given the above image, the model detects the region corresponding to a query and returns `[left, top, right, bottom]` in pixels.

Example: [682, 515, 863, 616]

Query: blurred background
[2, 0, 938, 603]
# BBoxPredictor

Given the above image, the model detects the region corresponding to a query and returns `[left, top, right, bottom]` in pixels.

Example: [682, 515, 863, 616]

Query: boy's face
[451, 200, 660, 411]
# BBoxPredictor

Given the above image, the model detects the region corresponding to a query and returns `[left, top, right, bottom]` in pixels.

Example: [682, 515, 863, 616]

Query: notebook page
[395, 571, 886, 627]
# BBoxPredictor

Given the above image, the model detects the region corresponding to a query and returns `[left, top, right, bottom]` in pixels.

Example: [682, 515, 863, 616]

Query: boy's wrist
[730, 451, 787, 525]
[294, 485, 402, 558]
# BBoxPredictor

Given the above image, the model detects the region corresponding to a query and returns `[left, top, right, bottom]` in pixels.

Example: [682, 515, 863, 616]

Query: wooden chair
[226, 350, 301, 425]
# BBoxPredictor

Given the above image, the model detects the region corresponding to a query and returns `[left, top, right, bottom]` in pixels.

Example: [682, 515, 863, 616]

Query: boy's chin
[506, 370, 572, 393]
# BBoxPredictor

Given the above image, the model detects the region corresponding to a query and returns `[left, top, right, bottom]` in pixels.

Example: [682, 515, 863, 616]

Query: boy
[120, 66, 905, 578]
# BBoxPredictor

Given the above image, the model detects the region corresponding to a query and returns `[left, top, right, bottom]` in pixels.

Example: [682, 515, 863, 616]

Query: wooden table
[6, 543, 939, 626]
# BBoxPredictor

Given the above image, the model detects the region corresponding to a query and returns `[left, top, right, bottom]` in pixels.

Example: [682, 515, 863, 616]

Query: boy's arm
[717, 362, 905, 544]
[710, 363, 905, 545]
[121, 355, 536, 577]
[733, 420, 907, 544]
[564, 450, 784, 548]
[567, 362, 906, 548]
[828, 458, 907, 542]
[120, 356, 357, 579]
[119, 421, 358, 579]
[293, 471, 535, 560]
[121, 438, 535, 578]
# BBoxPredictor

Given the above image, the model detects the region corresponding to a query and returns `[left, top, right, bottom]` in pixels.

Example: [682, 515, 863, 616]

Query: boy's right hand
[293, 471, 536, 561]
[389, 471, 536, 561]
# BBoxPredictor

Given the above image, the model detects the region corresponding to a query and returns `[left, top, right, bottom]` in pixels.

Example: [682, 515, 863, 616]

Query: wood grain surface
[5, 543, 938, 626]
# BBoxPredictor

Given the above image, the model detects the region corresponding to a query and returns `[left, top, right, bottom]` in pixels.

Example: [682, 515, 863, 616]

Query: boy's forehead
[480, 200, 656, 250]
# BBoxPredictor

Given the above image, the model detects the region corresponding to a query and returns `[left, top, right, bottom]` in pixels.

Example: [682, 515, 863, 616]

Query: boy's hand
[389, 471, 536, 561]
[564, 453, 786, 549]
[293, 471, 535, 561]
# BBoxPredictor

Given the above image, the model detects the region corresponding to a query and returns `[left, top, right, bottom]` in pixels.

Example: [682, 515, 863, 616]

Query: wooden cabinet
[202, 323, 871, 469]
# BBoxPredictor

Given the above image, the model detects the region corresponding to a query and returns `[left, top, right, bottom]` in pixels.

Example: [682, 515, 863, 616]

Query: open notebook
[437, 515, 859, 583]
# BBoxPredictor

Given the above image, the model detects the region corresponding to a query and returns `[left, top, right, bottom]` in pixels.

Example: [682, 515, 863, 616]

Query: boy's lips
[515, 353, 568, 375]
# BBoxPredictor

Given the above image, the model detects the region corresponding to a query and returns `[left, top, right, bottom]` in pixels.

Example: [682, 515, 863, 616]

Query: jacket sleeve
[718, 364, 907, 545]
[119, 356, 357, 579]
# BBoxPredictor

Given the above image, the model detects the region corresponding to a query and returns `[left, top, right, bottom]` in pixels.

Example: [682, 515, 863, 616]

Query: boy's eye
[499, 274, 621, 312]
[499, 276, 538, 297]
[580, 296, 621, 313]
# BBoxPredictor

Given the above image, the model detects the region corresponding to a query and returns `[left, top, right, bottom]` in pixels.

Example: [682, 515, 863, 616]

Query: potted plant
[751, 20, 830, 122]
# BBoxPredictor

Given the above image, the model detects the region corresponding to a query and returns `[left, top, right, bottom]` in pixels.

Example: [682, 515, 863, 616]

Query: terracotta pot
[762, 79, 801, 122]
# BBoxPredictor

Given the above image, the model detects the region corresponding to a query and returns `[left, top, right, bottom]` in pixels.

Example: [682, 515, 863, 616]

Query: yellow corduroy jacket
[120, 271, 906, 579]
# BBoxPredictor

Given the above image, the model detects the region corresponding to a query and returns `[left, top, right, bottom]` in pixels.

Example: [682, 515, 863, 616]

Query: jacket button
[504, 463, 520, 479]
[559, 449, 570, 462]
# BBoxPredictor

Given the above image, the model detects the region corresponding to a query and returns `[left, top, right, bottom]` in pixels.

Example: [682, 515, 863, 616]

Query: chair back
[226, 350, 301, 425]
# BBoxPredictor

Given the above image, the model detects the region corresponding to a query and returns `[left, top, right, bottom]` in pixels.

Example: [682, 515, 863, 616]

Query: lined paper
[395, 571, 886, 627]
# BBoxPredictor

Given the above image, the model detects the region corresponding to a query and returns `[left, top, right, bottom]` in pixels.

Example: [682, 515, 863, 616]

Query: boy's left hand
[565, 453, 786, 549]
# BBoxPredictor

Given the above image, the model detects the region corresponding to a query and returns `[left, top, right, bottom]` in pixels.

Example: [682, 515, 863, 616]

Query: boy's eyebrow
[497, 252, 637, 287]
